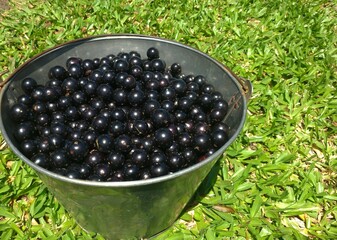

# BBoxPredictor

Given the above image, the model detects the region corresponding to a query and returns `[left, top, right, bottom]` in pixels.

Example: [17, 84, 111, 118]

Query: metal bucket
[0, 34, 251, 239]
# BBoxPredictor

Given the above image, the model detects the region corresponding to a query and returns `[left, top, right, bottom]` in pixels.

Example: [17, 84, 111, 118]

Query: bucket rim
[0, 34, 248, 187]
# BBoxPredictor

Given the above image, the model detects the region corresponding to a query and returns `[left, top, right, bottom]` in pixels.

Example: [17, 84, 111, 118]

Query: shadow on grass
[181, 160, 221, 213]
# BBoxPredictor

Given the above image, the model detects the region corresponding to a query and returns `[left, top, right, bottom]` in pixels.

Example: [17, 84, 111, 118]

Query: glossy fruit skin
[21, 78, 38, 94]
[50, 150, 68, 168]
[86, 150, 104, 167]
[115, 134, 132, 153]
[167, 153, 185, 171]
[68, 64, 83, 78]
[12, 47, 231, 182]
[151, 162, 169, 177]
[160, 87, 176, 101]
[96, 134, 113, 153]
[66, 57, 82, 68]
[147, 47, 160, 59]
[18, 94, 34, 106]
[31, 153, 50, 168]
[107, 151, 125, 170]
[62, 77, 79, 94]
[123, 163, 140, 180]
[194, 133, 212, 153]
[209, 108, 227, 123]
[96, 84, 113, 101]
[170, 79, 186, 96]
[170, 63, 181, 76]
[48, 66, 68, 80]
[14, 122, 35, 141]
[114, 59, 129, 72]
[11, 103, 30, 122]
[151, 59, 166, 72]
[79, 164, 92, 179]
[154, 128, 174, 149]
[211, 129, 228, 148]
[178, 132, 192, 148]
[68, 140, 89, 162]
[151, 108, 170, 128]
[94, 163, 111, 180]
[109, 121, 126, 137]
[130, 149, 148, 167]
[20, 139, 38, 157]
[128, 89, 145, 106]
[92, 115, 109, 133]
[150, 151, 167, 165]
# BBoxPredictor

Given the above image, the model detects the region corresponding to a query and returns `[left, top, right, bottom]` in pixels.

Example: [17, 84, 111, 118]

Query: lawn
[0, 0, 337, 239]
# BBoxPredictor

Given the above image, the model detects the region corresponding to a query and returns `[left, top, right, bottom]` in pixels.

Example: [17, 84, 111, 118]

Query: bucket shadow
[181, 160, 221, 214]
[148, 162, 220, 239]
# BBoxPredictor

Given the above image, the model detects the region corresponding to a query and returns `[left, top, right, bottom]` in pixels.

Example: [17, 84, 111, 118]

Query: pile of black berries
[10, 47, 230, 181]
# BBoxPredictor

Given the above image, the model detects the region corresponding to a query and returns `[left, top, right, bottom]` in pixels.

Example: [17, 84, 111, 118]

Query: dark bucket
[0, 34, 251, 239]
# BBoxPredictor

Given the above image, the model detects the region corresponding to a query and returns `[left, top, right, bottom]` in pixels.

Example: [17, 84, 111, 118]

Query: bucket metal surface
[0, 34, 251, 239]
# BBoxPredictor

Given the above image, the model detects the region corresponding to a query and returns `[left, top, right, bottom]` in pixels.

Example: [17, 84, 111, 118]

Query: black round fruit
[147, 47, 160, 59]
[96, 134, 113, 153]
[21, 78, 38, 94]
[11, 103, 30, 122]
[150, 162, 169, 177]
[154, 128, 174, 149]
[11, 46, 232, 182]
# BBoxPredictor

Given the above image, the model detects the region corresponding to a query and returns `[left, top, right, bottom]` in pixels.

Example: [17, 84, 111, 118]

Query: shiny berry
[20, 139, 37, 157]
[130, 149, 148, 167]
[79, 164, 92, 179]
[211, 129, 228, 148]
[113, 88, 128, 105]
[94, 163, 111, 180]
[86, 150, 104, 167]
[48, 66, 68, 80]
[128, 89, 145, 106]
[114, 59, 129, 72]
[62, 77, 79, 94]
[68, 64, 83, 78]
[151, 162, 169, 177]
[115, 134, 132, 153]
[97, 84, 113, 101]
[21, 78, 37, 94]
[66, 57, 82, 68]
[68, 140, 89, 162]
[168, 153, 185, 171]
[194, 133, 212, 152]
[151, 59, 166, 72]
[152, 108, 170, 128]
[170, 79, 186, 96]
[11, 103, 30, 122]
[170, 63, 181, 76]
[107, 151, 125, 169]
[96, 134, 113, 153]
[150, 151, 167, 164]
[89, 69, 104, 82]
[194, 75, 206, 86]
[17, 94, 33, 106]
[50, 150, 68, 168]
[123, 163, 140, 180]
[209, 108, 227, 123]
[110, 107, 127, 121]
[154, 128, 173, 149]
[31, 153, 50, 168]
[147, 47, 160, 59]
[178, 132, 192, 148]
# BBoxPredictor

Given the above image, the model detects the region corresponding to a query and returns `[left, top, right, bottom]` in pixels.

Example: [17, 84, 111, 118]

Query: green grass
[1, 0, 337, 239]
